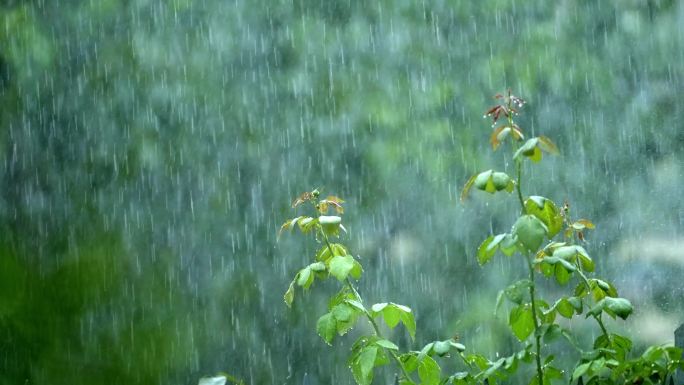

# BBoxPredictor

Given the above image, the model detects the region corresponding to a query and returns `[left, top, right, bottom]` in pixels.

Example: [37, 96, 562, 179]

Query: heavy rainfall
[1, 1, 683, 384]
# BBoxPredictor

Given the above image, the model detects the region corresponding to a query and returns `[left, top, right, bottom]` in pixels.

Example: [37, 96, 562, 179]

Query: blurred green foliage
[0, 0, 683, 384]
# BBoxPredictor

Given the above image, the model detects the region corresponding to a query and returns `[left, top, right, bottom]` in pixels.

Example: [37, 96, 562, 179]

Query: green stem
[508, 107, 526, 213]
[526, 256, 545, 385]
[509, 108, 542, 384]
[516, 159, 525, 212]
[574, 266, 612, 342]
[321, 230, 415, 383]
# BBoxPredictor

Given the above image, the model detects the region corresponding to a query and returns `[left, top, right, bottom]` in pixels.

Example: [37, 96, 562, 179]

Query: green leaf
[351, 346, 378, 385]
[514, 137, 559, 163]
[449, 340, 466, 352]
[319, 215, 342, 237]
[509, 304, 535, 341]
[297, 217, 318, 233]
[316, 312, 337, 345]
[474, 170, 495, 193]
[433, 340, 451, 356]
[278, 216, 305, 237]
[477, 235, 496, 265]
[603, 297, 633, 320]
[460, 174, 477, 202]
[587, 297, 633, 320]
[544, 365, 564, 383]
[417, 342, 434, 362]
[499, 234, 519, 256]
[525, 196, 563, 237]
[471, 170, 515, 195]
[332, 303, 353, 321]
[400, 309, 416, 340]
[550, 297, 575, 318]
[537, 135, 560, 155]
[567, 296, 583, 314]
[382, 305, 401, 328]
[316, 243, 348, 263]
[375, 339, 399, 350]
[345, 299, 366, 312]
[371, 302, 415, 340]
[417, 356, 441, 385]
[491, 172, 515, 192]
[350, 260, 363, 280]
[327, 300, 360, 337]
[554, 263, 571, 285]
[284, 280, 295, 307]
[296, 266, 313, 288]
[399, 352, 420, 372]
[329, 255, 355, 281]
[513, 215, 548, 252]
[572, 362, 590, 381]
[477, 233, 514, 265]
[514, 138, 541, 162]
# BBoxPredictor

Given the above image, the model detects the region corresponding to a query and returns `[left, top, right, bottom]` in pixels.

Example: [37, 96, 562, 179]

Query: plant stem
[508, 107, 526, 213]
[526, 256, 545, 385]
[574, 266, 612, 342]
[510, 108, 543, 384]
[516, 159, 525, 212]
[321, 231, 415, 383]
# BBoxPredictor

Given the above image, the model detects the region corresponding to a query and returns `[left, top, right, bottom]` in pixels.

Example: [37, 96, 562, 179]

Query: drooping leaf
[316, 312, 337, 345]
[370, 302, 415, 339]
[284, 280, 295, 307]
[345, 299, 366, 312]
[513, 215, 548, 252]
[514, 137, 559, 163]
[474, 170, 495, 193]
[491, 172, 515, 192]
[433, 340, 451, 356]
[298, 217, 318, 234]
[319, 215, 342, 237]
[477, 235, 496, 265]
[537, 135, 559, 155]
[351, 346, 378, 385]
[509, 304, 535, 341]
[417, 356, 441, 385]
[400, 308, 417, 340]
[349, 260, 363, 280]
[550, 297, 575, 318]
[554, 263, 572, 285]
[329, 255, 355, 281]
[490, 125, 511, 150]
[463, 170, 514, 199]
[296, 266, 313, 288]
[603, 297, 633, 320]
[587, 297, 633, 320]
[278, 216, 305, 237]
[460, 174, 477, 202]
[477, 233, 513, 265]
[572, 362, 590, 382]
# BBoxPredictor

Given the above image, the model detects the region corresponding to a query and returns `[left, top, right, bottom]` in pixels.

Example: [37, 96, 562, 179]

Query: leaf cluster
[278, 92, 683, 385]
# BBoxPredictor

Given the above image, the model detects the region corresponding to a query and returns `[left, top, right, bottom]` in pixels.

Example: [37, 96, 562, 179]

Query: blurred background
[1, 0, 683, 384]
